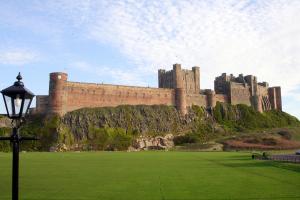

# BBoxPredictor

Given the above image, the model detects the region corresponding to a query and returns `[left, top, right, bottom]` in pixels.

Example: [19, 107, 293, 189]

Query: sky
[0, 0, 299, 118]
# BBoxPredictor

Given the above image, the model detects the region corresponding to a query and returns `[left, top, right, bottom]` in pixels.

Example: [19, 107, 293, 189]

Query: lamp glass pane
[4, 95, 13, 117]
[14, 95, 22, 116]
[22, 98, 31, 117]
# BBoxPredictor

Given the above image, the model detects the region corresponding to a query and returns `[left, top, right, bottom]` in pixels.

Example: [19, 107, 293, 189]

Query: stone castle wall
[229, 82, 251, 106]
[35, 95, 49, 113]
[35, 64, 282, 116]
[47, 73, 175, 116]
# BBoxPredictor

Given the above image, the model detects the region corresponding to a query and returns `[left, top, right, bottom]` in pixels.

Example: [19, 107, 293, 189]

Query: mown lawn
[0, 151, 300, 200]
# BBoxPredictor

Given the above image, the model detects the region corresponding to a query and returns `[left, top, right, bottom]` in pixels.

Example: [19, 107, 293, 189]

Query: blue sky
[0, 0, 300, 118]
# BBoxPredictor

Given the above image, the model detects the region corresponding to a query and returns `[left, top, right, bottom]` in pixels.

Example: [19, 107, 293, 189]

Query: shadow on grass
[204, 154, 300, 173]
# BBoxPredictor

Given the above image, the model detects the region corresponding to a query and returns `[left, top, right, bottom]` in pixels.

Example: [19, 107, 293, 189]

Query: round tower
[173, 63, 184, 89]
[192, 66, 200, 93]
[49, 72, 68, 116]
[172, 64, 187, 115]
[205, 89, 216, 108]
[175, 88, 187, 115]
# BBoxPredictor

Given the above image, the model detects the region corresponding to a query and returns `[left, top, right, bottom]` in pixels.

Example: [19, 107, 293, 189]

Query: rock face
[131, 134, 174, 151]
[62, 105, 201, 141]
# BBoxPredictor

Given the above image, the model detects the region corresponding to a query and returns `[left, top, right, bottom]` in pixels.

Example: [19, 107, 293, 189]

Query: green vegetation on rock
[87, 126, 133, 151]
[0, 103, 299, 151]
[213, 102, 300, 132]
[63, 105, 189, 137]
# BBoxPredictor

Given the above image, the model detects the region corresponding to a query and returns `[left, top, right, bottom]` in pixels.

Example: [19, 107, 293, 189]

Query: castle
[34, 64, 282, 116]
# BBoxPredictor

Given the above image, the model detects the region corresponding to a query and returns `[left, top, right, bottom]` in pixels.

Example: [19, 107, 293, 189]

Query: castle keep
[35, 64, 282, 116]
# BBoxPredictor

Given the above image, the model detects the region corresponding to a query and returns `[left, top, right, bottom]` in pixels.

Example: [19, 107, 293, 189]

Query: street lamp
[0, 73, 36, 200]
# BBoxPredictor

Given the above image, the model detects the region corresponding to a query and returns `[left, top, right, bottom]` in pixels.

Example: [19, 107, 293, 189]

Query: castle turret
[192, 66, 200, 93]
[158, 69, 166, 88]
[173, 63, 183, 88]
[175, 88, 187, 115]
[49, 72, 68, 116]
[172, 64, 187, 115]
[205, 89, 216, 108]
[275, 87, 282, 111]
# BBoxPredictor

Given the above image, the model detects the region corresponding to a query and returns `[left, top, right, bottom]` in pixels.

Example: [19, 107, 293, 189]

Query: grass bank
[0, 152, 299, 200]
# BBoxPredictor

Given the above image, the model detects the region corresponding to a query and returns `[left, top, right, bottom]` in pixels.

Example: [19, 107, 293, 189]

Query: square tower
[158, 64, 200, 94]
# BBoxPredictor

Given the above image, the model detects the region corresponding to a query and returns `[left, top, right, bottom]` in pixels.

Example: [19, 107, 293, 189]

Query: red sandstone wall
[186, 94, 207, 107]
[215, 94, 228, 103]
[229, 83, 251, 106]
[35, 95, 49, 113]
[275, 87, 282, 111]
[65, 82, 175, 113]
[268, 87, 276, 109]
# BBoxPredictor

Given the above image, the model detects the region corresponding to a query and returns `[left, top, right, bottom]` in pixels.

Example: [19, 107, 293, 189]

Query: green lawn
[0, 151, 300, 200]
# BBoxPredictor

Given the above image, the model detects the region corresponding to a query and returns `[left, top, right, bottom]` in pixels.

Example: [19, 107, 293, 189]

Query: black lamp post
[0, 73, 36, 200]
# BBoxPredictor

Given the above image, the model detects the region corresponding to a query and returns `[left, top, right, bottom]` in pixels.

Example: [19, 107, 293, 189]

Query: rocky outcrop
[62, 105, 208, 140]
[130, 134, 174, 151]
[49, 143, 69, 152]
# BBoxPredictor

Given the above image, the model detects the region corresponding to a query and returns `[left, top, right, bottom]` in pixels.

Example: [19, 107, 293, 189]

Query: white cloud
[0, 48, 39, 65]
[87, 0, 300, 96]
[72, 61, 146, 86]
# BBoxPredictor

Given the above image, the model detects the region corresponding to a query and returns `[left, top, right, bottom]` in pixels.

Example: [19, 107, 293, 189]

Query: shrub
[174, 133, 199, 145]
[87, 126, 133, 151]
[0, 127, 11, 152]
[277, 130, 292, 140]
[262, 138, 277, 146]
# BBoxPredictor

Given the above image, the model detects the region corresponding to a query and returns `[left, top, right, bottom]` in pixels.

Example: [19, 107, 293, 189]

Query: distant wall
[186, 94, 207, 107]
[215, 94, 228, 104]
[65, 82, 175, 113]
[36, 95, 49, 113]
